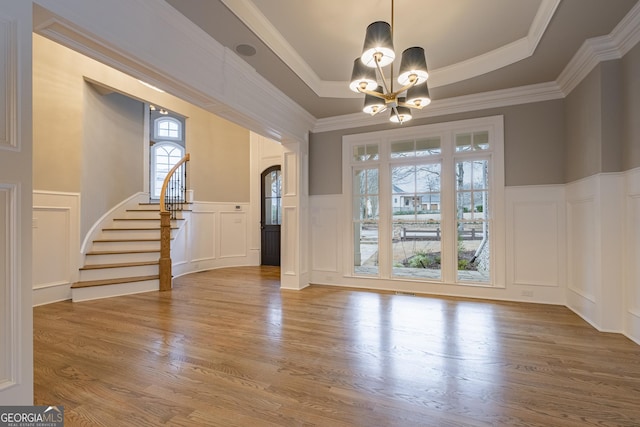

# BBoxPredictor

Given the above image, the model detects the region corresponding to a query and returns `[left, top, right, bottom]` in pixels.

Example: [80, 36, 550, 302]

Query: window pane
[415, 137, 441, 156]
[415, 164, 441, 192]
[392, 219, 442, 280]
[455, 133, 472, 152]
[354, 221, 378, 276]
[353, 144, 379, 162]
[354, 168, 378, 196]
[457, 220, 490, 283]
[391, 161, 441, 280]
[390, 140, 415, 158]
[473, 131, 489, 150]
[265, 198, 281, 225]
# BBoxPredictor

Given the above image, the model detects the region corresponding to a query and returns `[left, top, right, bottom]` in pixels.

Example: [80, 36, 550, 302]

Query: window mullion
[439, 131, 457, 284]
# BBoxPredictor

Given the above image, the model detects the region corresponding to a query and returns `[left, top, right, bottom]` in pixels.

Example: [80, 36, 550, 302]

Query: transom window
[154, 117, 181, 140]
[343, 116, 505, 287]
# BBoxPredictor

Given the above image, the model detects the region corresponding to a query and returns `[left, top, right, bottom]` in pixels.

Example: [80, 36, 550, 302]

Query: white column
[0, 0, 33, 404]
[280, 137, 309, 290]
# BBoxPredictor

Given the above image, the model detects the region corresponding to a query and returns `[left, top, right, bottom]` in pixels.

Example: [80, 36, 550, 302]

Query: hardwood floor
[34, 266, 640, 426]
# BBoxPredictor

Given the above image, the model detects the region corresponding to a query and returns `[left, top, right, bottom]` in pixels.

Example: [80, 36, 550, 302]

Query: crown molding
[222, 0, 560, 98]
[557, 0, 640, 96]
[429, 0, 560, 88]
[313, 82, 563, 133]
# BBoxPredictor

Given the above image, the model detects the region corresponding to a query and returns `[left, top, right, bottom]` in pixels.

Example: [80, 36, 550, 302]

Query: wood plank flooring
[34, 266, 640, 426]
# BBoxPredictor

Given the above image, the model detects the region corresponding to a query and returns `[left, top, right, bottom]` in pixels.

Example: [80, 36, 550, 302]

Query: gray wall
[310, 100, 566, 195]
[623, 42, 640, 171]
[81, 86, 144, 238]
[565, 58, 631, 182]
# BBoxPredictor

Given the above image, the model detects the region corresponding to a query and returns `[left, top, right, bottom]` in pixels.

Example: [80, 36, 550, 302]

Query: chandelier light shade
[349, 0, 430, 124]
[363, 86, 387, 115]
[398, 47, 429, 85]
[360, 21, 395, 68]
[405, 80, 431, 108]
[349, 58, 378, 93]
[389, 98, 412, 123]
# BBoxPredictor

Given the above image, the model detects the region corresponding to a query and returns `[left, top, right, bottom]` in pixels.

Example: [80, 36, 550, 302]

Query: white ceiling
[165, 0, 639, 120]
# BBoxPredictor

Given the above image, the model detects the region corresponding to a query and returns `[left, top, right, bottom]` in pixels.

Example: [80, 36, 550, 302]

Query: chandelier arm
[374, 57, 393, 96]
[398, 100, 424, 110]
[357, 87, 388, 100]
[391, 105, 404, 124]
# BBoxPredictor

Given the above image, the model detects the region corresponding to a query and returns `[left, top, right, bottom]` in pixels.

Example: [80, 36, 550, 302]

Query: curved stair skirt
[71, 196, 189, 302]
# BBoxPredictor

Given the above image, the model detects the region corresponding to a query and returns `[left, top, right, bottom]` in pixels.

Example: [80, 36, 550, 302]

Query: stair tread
[102, 227, 177, 231]
[86, 249, 160, 255]
[93, 238, 164, 242]
[80, 260, 159, 270]
[113, 217, 184, 221]
[71, 275, 159, 289]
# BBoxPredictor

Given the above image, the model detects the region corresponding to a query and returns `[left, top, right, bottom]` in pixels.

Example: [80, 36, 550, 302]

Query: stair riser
[112, 219, 162, 228]
[79, 264, 159, 282]
[99, 230, 179, 240]
[99, 229, 161, 240]
[123, 210, 187, 220]
[72, 279, 160, 302]
[121, 211, 162, 220]
[92, 240, 161, 252]
[84, 252, 160, 265]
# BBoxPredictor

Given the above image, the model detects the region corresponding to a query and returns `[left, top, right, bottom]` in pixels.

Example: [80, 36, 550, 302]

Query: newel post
[159, 211, 172, 291]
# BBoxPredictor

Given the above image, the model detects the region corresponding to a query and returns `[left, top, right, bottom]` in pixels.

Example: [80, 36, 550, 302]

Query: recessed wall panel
[630, 195, 640, 315]
[568, 198, 596, 301]
[191, 212, 216, 261]
[282, 207, 297, 275]
[0, 16, 16, 150]
[0, 186, 14, 389]
[220, 212, 246, 258]
[283, 151, 297, 196]
[32, 208, 69, 288]
[311, 206, 339, 272]
[512, 201, 560, 286]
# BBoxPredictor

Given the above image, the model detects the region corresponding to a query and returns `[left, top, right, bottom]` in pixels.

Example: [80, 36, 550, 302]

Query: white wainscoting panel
[171, 217, 189, 267]
[172, 202, 253, 278]
[567, 197, 597, 303]
[0, 185, 16, 390]
[310, 195, 342, 274]
[282, 206, 297, 276]
[32, 191, 80, 306]
[283, 151, 297, 197]
[0, 15, 17, 150]
[627, 167, 640, 344]
[191, 211, 216, 262]
[219, 211, 247, 258]
[32, 209, 69, 286]
[506, 186, 565, 290]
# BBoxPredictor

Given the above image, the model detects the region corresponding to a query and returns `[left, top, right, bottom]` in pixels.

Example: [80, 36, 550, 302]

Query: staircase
[71, 203, 184, 302]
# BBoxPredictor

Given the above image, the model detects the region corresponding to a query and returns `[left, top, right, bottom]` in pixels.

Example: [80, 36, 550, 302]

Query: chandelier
[349, 0, 430, 124]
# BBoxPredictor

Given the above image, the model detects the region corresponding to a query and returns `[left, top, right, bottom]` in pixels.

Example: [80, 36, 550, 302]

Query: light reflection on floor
[345, 291, 502, 405]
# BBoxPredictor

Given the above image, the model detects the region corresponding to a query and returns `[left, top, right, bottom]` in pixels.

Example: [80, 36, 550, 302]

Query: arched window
[151, 142, 185, 199]
[154, 117, 181, 140]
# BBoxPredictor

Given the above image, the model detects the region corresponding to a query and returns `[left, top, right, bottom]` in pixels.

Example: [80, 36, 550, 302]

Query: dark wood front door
[261, 166, 281, 266]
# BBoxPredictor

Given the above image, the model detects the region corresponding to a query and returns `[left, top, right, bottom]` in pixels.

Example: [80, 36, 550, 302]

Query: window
[154, 117, 181, 140]
[151, 142, 184, 199]
[343, 116, 504, 286]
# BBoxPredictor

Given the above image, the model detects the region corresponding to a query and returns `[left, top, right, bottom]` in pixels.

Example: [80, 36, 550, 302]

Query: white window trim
[342, 115, 505, 288]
